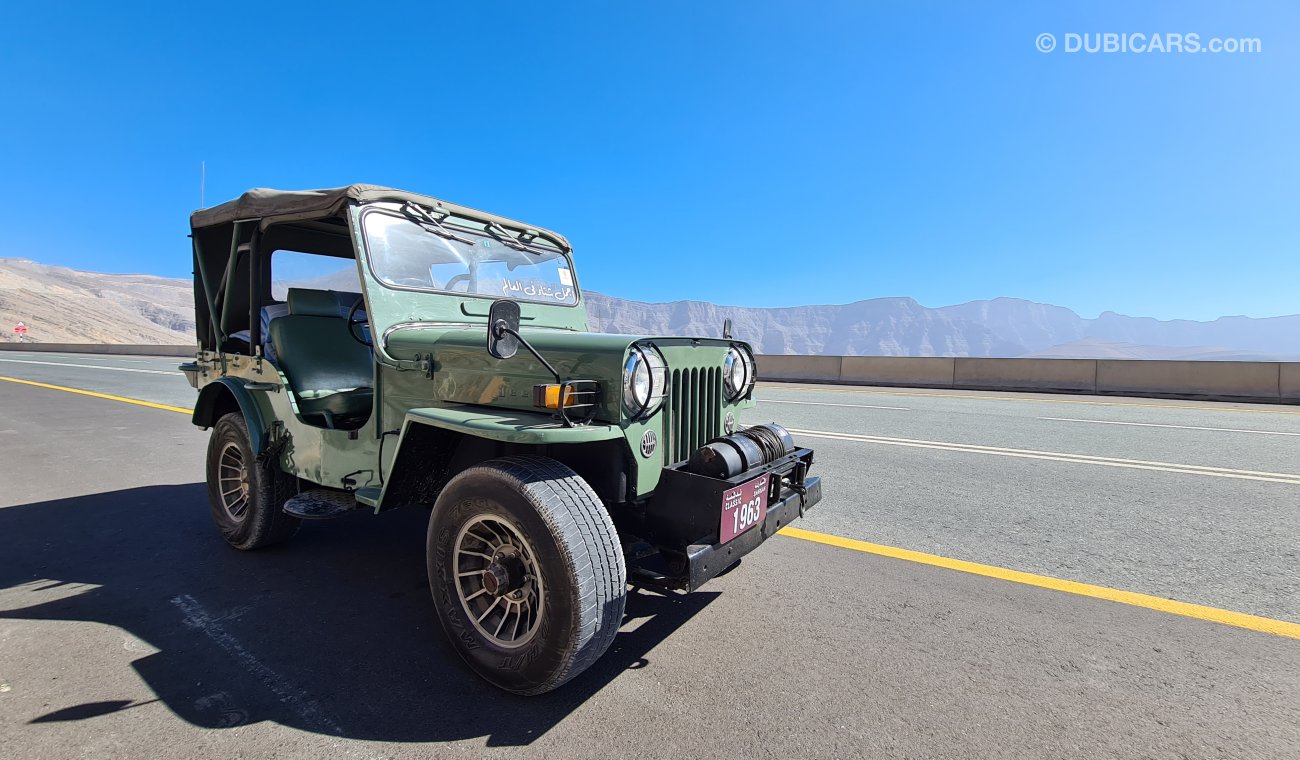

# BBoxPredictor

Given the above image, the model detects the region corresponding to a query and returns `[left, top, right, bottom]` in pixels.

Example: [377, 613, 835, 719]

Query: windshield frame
[357, 205, 582, 309]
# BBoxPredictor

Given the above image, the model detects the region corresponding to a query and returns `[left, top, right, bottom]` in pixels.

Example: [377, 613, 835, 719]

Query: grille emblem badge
[640, 430, 658, 458]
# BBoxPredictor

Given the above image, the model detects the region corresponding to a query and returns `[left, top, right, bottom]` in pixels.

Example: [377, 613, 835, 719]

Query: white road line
[1039, 416, 1300, 437]
[6, 353, 168, 361]
[24, 354, 173, 362]
[0, 357, 182, 375]
[789, 428, 1293, 476]
[785, 427, 1300, 485]
[758, 399, 910, 411]
[171, 594, 345, 736]
[19, 354, 134, 361]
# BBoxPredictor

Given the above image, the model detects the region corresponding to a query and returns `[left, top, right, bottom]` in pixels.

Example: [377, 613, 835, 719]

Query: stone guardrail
[1, 343, 1295, 404]
[757, 355, 1300, 404]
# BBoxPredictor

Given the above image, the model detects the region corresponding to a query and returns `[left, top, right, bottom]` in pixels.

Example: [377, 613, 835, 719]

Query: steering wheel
[444, 273, 471, 292]
[346, 296, 372, 347]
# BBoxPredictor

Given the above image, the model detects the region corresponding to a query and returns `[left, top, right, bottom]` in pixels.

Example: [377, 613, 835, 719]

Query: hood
[384, 325, 748, 421]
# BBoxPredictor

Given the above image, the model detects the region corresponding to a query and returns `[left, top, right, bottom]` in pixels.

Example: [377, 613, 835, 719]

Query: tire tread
[444, 456, 626, 694]
[207, 413, 300, 550]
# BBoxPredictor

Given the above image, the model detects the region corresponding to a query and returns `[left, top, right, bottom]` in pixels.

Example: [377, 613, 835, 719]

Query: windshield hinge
[388, 353, 434, 377]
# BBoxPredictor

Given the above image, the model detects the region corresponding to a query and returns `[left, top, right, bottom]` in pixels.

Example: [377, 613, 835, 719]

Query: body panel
[197, 352, 382, 491]
[404, 406, 624, 444]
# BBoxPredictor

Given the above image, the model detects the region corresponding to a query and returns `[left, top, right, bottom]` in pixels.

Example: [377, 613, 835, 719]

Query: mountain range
[584, 293, 1300, 360]
[1, 258, 1296, 360]
[0, 258, 194, 344]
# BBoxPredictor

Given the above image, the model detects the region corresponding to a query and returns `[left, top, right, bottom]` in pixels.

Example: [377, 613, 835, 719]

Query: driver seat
[269, 288, 374, 429]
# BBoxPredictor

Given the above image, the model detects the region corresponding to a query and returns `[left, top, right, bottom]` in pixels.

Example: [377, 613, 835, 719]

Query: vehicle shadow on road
[0, 484, 719, 746]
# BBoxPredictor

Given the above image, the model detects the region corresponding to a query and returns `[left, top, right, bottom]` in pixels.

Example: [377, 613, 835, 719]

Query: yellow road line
[777, 526, 1300, 641]
[761, 383, 1300, 416]
[0, 376, 193, 415]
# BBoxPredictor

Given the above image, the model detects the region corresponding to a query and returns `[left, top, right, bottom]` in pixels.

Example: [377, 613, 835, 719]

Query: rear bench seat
[231, 291, 366, 363]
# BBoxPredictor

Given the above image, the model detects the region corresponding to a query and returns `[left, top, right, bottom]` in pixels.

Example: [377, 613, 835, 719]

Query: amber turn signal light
[533, 384, 578, 409]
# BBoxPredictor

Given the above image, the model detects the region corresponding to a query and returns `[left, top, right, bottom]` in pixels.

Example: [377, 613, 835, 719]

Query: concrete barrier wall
[0, 343, 195, 357]
[1281, 363, 1300, 402]
[2, 343, 1296, 404]
[840, 356, 955, 387]
[955, 358, 1096, 392]
[755, 354, 843, 382]
[758, 354, 1300, 404]
[1096, 360, 1280, 399]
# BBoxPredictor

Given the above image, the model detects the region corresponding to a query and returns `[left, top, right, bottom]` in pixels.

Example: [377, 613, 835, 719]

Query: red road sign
[13, 324, 28, 335]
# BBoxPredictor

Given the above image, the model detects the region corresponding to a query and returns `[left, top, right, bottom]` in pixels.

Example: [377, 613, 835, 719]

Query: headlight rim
[724, 344, 756, 400]
[623, 343, 667, 419]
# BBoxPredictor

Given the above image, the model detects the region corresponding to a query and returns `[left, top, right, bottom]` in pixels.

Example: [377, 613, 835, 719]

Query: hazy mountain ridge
[0, 258, 195, 344]
[584, 292, 1300, 359]
[583, 294, 1025, 356]
[2, 258, 1296, 360]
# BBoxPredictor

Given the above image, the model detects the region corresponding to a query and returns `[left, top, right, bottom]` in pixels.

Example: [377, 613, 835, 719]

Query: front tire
[427, 457, 627, 695]
[205, 412, 300, 550]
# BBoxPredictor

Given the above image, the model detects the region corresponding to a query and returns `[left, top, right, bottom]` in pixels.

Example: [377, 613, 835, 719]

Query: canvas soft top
[189, 184, 571, 249]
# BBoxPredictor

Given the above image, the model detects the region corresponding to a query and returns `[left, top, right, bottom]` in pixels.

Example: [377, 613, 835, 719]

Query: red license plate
[719, 474, 769, 544]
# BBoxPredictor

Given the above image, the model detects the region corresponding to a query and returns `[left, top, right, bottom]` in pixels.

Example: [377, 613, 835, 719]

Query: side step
[283, 489, 360, 520]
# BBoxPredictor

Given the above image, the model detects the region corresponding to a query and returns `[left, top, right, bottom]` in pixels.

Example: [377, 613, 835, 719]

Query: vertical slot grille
[667, 365, 722, 463]
[687, 368, 698, 464]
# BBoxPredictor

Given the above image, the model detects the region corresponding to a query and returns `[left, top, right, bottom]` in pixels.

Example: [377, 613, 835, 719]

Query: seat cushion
[297, 387, 374, 421]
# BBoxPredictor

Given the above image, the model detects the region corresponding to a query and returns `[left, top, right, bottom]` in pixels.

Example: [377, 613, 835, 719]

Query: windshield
[361, 209, 578, 306]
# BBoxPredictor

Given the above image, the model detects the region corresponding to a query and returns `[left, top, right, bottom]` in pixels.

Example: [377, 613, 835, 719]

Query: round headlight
[623, 345, 667, 418]
[724, 345, 755, 400]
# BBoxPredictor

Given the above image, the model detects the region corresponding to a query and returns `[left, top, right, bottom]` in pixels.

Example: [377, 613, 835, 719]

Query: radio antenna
[200, 160, 206, 209]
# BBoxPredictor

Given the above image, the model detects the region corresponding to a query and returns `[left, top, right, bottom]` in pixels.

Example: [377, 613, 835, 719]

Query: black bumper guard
[625, 447, 821, 592]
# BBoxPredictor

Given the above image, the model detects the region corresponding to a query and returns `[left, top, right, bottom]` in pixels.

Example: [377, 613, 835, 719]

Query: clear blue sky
[1, 2, 1295, 321]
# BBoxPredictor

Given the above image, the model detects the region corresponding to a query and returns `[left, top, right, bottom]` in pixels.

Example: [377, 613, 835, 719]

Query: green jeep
[183, 185, 821, 694]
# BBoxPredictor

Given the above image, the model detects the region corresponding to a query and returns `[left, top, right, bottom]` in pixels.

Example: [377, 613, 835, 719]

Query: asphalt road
[1, 353, 1297, 759]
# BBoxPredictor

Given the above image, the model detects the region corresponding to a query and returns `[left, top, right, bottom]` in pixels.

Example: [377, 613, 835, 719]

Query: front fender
[404, 404, 624, 445]
[373, 405, 626, 512]
[192, 378, 272, 453]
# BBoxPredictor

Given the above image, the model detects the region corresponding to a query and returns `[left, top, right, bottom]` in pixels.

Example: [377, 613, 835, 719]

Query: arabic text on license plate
[720, 474, 769, 544]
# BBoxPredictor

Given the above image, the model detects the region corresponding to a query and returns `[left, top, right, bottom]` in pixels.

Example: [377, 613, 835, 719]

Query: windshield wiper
[402, 202, 476, 246]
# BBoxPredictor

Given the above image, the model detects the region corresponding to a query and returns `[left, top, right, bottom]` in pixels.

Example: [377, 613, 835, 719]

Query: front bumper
[622, 447, 821, 592]
[678, 472, 821, 591]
